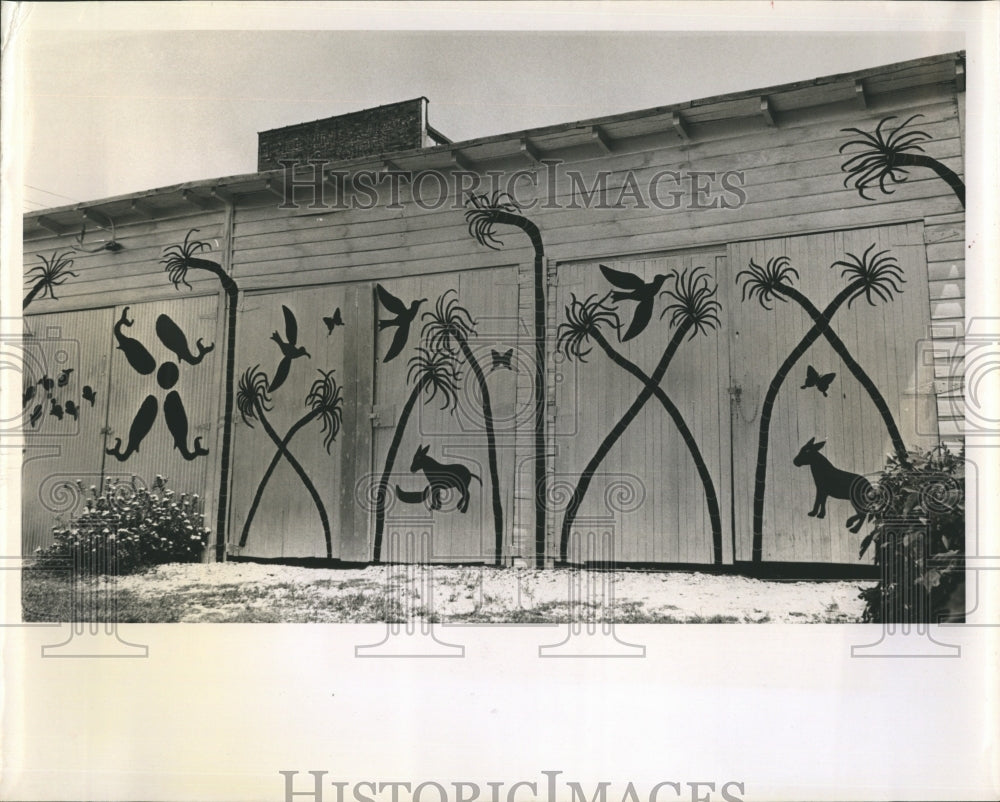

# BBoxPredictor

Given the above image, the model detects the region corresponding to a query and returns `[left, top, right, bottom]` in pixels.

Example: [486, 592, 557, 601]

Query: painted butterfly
[801, 364, 836, 397]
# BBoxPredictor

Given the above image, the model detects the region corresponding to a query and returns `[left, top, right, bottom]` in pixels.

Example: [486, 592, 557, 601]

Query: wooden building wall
[21, 60, 965, 569]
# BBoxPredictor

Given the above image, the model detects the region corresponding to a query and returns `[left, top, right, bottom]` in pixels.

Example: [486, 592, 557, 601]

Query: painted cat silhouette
[395, 444, 481, 513]
[792, 437, 872, 535]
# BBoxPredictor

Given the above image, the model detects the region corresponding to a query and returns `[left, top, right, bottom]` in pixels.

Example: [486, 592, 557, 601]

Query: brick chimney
[257, 97, 450, 172]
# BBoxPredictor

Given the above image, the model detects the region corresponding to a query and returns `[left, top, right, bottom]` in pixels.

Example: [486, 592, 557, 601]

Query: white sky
[14, 3, 969, 210]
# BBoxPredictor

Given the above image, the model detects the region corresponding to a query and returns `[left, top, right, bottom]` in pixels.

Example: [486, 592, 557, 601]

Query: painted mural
[105, 306, 214, 462]
[161, 229, 240, 555]
[556, 266, 724, 565]
[23, 250, 77, 310]
[21, 74, 962, 570]
[735, 246, 907, 562]
[236, 352, 344, 559]
[465, 192, 548, 567]
[373, 287, 506, 566]
[840, 114, 966, 208]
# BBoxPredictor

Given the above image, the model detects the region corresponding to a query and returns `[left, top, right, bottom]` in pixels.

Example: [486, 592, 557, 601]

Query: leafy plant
[858, 444, 965, 624]
[34, 476, 210, 575]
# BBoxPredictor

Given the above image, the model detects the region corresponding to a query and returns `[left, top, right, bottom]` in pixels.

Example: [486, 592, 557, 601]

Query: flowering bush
[35, 475, 210, 575]
[858, 444, 964, 623]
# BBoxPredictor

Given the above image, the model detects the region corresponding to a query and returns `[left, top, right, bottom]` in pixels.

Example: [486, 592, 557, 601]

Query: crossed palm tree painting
[372, 288, 505, 566]
[736, 245, 908, 562]
[236, 364, 344, 559]
[556, 266, 724, 565]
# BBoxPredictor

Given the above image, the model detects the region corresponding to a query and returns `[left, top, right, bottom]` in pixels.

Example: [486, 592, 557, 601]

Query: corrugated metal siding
[21, 307, 116, 553]
[728, 223, 937, 564]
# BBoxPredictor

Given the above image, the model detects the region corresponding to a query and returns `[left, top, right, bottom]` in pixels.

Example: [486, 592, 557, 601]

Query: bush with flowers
[34, 475, 211, 574]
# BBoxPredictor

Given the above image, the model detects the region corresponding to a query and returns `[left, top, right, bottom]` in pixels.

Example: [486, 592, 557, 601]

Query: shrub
[858, 443, 964, 623]
[34, 475, 210, 575]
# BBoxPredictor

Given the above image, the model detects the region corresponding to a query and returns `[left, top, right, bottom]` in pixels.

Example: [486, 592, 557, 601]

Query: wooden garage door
[551, 249, 731, 565]
[371, 267, 521, 564]
[21, 308, 115, 554]
[728, 223, 939, 564]
[102, 295, 222, 533]
[228, 283, 372, 561]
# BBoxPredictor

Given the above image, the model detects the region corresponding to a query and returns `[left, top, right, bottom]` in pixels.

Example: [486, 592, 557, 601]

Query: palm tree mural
[557, 267, 722, 564]
[236, 365, 343, 558]
[421, 290, 504, 566]
[23, 250, 78, 310]
[736, 246, 908, 562]
[840, 114, 965, 208]
[557, 290, 724, 564]
[465, 192, 548, 567]
[161, 229, 239, 556]
[373, 346, 461, 563]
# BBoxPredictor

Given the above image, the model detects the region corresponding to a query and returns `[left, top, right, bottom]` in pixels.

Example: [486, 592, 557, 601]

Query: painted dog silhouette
[793, 437, 872, 534]
[396, 444, 481, 513]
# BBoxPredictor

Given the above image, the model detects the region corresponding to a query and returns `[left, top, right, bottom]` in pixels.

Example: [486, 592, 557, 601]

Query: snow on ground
[115, 562, 872, 623]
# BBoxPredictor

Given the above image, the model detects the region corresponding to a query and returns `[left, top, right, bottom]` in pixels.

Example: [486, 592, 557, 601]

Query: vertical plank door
[551, 249, 731, 566]
[370, 268, 521, 564]
[728, 223, 938, 565]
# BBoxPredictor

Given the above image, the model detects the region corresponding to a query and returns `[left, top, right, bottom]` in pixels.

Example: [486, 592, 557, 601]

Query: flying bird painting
[82, 385, 96, 406]
[65, 400, 79, 421]
[268, 305, 310, 392]
[22, 384, 35, 408]
[323, 308, 344, 334]
[801, 365, 836, 397]
[37, 375, 54, 394]
[375, 284, 426, 363]
[598, 264, 669, 342]
[49, 398, 64, 421]
[29, 404, 43, 428]
[57, 368, 74, 387]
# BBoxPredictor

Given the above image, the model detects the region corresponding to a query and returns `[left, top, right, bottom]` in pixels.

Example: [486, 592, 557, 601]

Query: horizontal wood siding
[23, 211, 227, 314]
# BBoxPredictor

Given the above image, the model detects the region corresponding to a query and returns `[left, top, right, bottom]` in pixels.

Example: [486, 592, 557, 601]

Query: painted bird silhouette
[801, 365, 836, 397]
[22, 384, 36, 408]
[598, 264, 669, 342]
[57, 368, 74, 387]
[491, 348, 514, 371]
[82, 385, 96, 406]
[376, 284, 426, 363]
[65, 400, 79, 421]
[268, 305, 310, 392]
[49, 398, 64, 420]
[37, 375, 54, 394]
[323, 308, 344, 334]
[29, 404, 43, 428]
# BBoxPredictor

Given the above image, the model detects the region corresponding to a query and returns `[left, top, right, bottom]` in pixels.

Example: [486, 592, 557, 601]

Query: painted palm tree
[557, 291, 724, 564]
[557, 267, 722, 564]
[736, 247, 908, 562]
[465, 192, 547, 567]
[840, 114, 965, 208]
[24, 251, 78, 309]
[236, 365, 343, 558]
[421, 290, 504, 566]
[373, 346, 461, 563]
[162, 229, 239, 557]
